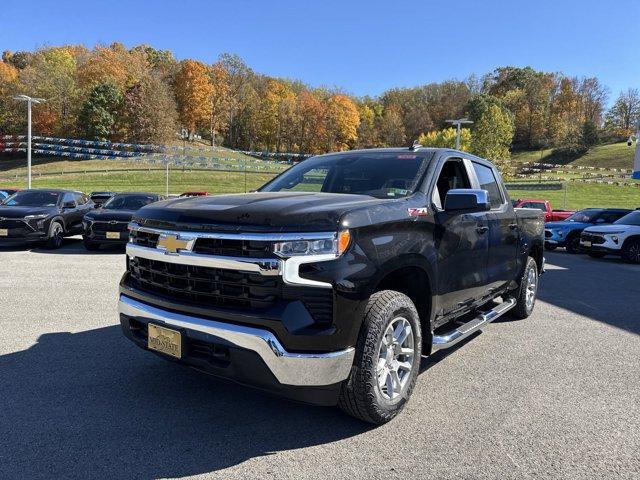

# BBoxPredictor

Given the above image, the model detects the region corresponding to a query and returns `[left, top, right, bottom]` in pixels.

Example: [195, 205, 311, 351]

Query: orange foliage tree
[174, 60, 214, 136]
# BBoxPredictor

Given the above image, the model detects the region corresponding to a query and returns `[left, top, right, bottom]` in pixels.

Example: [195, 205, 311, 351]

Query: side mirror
[62, 201, 75, 209]
[444, 189, 490, 213]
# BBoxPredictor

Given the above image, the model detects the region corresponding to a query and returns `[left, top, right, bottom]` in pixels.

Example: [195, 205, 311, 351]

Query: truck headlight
[24, 214, 49, 220]
[274, 230, 351, 258]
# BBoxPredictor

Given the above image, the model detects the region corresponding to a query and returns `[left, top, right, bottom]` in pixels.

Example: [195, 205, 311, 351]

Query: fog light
[612, 236, 619, 244]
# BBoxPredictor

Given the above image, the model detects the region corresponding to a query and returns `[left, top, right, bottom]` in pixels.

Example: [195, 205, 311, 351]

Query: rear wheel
[338, 290, 422, 424]
[509, 257, 538, 319]
[622, 239, 640, 264]
[588, 252, 606, 259]
[565, 234, 581, 254]
[45, 221, 64, 249]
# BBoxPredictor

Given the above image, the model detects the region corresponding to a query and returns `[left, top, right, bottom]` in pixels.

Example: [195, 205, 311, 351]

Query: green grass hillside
[511, 142, 635, 169]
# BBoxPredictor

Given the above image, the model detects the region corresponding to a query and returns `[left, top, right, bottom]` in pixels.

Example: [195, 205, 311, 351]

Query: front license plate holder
[148, 323, 182, 359]
[0, 229, 7, 236]
[106, 231, 120, 239]
[582, 241, 591, 247]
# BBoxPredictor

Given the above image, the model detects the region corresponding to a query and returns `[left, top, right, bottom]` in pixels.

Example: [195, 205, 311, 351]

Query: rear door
[431, 156, 491, 315]
[470, 161, 519, 294]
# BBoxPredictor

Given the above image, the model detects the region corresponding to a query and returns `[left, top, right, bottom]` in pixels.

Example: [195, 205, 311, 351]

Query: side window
[472, 162, 504, 208]
[62, 192, 76, 206]
[432, 158, 471, 208]
[600, 211, 626, 223]
[74, 193, 86, 205]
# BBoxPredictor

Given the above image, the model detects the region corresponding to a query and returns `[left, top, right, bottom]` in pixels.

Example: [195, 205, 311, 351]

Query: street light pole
[445, 118, 473, 150]
[14, 95, 45, 189]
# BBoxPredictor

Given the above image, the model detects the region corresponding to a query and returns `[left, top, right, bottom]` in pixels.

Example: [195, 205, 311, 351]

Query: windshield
[565, 210, 600, 223]
[2, 190, 60, 207]
[615, 211, 640, 226]
[102, 194, 157, 210]
[260, 151, 433, 199]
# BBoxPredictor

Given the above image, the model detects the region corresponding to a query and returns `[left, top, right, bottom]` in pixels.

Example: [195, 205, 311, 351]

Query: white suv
[580, 210, 640, 263]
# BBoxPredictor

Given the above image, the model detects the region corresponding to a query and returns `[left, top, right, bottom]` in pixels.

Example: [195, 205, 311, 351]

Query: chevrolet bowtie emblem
[157, 234, 192, 254]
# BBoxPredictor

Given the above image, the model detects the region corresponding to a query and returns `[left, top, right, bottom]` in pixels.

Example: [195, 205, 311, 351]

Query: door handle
[509, 223, 518, 230]
[476, 226, 489, 234]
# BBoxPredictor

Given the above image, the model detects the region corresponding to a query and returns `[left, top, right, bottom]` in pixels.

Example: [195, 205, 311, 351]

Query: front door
[431, 158, 490, 315]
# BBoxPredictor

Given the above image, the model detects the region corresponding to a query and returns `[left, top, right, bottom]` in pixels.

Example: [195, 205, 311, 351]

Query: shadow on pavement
[0, 325, 369, 479]
[536, 251, 640, 335]
[0, 237, 125, 255]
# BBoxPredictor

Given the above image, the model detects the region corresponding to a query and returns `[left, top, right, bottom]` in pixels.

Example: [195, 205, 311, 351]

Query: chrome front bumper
[118, 295, 355, 387]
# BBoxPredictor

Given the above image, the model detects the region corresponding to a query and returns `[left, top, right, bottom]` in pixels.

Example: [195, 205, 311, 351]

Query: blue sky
[1, 0, 638, 101]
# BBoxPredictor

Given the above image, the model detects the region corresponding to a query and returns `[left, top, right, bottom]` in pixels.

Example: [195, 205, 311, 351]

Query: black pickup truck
[118, 147, 544, 424]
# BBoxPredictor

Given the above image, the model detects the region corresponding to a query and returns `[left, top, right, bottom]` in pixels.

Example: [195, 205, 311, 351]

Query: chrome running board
[431, 298, 516, 352]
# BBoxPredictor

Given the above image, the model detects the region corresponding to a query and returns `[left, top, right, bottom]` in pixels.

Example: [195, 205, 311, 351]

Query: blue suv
[545, 208, 631, 253]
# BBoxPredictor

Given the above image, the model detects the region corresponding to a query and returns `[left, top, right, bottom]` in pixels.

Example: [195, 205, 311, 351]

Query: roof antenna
[410, 140, 422, 151]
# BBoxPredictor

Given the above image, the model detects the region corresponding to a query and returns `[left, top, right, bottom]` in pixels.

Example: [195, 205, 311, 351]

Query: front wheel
[45, 221, 64, 249]
[509, 256, 539, 319]
[622, 239, 640, 264]
[338, 290, 422, 424]
[565, 234, 581, 254]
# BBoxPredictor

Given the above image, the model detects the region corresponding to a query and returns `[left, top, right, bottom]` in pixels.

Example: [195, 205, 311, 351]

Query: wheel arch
[370, 257, 434, 349]
[49, 215, 66, 232]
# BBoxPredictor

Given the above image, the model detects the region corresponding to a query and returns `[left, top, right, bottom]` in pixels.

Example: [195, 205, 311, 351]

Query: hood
[133, 191, 395, 232]
[545, 220, 589, 229]
[0, 205, 56, 218]
[85, 209, 136, 222]
[583, 224, 633, 234]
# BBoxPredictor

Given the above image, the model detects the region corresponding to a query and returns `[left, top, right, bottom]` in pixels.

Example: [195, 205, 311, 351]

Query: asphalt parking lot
[0, 238, 639, 480]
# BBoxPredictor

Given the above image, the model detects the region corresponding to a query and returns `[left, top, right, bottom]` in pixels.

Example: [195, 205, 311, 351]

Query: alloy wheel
[525, 266, 538, 310]
[376, 317, 415, 401]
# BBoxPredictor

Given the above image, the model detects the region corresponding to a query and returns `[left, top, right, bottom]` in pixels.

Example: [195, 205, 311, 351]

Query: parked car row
[0, 188, 165, 250]
[513, 198, 640, 264]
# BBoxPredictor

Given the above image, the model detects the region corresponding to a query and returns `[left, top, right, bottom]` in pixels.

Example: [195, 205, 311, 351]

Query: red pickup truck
[512, 199, 574, 222]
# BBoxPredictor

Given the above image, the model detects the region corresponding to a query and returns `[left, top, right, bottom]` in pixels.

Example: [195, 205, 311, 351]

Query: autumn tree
[296, 90, 326, 153]
[418, 127, 472, 151]
[174, 60, 214, 137]
[470, 104, 514, 163]
[78, 81, 122, 140]
[605, 89, 640, 134]
[259, 80, 296, 151]
[208, 62, 231, 146]
[379, 104, 406, 146]
[19, 47, 80, 135]
[0, 62, 20, 132]
[487, 67, 555, 149]
[324, 94, 359, 150]
[77, 43, 149, 92]
[120, 76, 177, 143]
[356, 101, 383, 148]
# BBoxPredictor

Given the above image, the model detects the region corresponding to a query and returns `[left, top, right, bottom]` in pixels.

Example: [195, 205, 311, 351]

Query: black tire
[338, 290, 422, 425]
[622, 239, 640, 264]
[588, 252, 606, 259]
[565, 233, 581, 254]
[509, 257, 538, 319]
[45, 221, 64, 249]
[83, 238, 100, 251]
